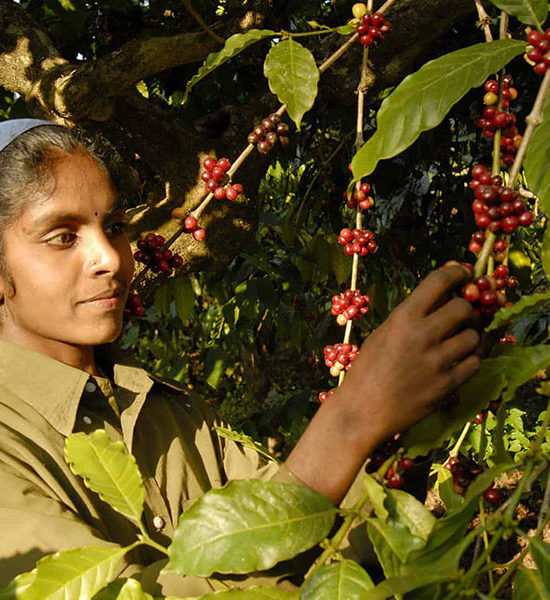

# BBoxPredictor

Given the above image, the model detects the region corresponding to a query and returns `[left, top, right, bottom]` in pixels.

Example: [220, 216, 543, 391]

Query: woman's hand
[285, 265, 480, 504]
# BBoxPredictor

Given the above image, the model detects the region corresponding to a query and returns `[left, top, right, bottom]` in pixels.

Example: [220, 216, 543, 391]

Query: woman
[0, 119, 481, 595]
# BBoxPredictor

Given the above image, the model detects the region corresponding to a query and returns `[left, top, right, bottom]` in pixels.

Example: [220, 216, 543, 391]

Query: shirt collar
[0, 339, 154, 437]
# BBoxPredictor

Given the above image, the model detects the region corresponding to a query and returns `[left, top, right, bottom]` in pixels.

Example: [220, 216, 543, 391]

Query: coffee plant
[5, 0, 550, 598]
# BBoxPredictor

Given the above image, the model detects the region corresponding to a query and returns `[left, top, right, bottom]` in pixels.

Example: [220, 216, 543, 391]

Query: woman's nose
[86, 231, 122, 275]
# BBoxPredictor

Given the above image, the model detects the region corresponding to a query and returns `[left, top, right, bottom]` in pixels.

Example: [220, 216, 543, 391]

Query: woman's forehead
[17, 153, 122, 231]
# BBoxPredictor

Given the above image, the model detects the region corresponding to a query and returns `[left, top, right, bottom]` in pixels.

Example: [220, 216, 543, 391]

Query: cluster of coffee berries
[331, 289, 370, 325]
[134, 233, 184, 274]
[474, 77, 521, 166]
[445, 456, 482, 494]
[338, 228, 378, 256]
[324, 343, 359, 377]
[354, 10, 392, 47]
[344, 182, 374, 211]
[470, 164, 533, 234]
[201, 157, 244, 200]
[384, 457, 414, 489]
[125, 291, 145, 319]
[247, 114, 290, 153]
[182, 215, 206, 241]
[526, 29, 550, 75]
[461, 274, 509, 320]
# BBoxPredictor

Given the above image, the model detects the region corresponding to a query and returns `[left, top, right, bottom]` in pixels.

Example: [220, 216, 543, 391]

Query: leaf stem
[138, 534, 170, 557]
[305, 485, 372, 576]
[450, 421, 472, 458]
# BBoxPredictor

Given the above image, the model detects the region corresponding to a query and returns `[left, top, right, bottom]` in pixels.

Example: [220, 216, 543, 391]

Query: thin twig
[508, 68, 550, 188]
[474, 0, 493, 42]
[378, 0, 400, 16]
[180, 0, 225, 44]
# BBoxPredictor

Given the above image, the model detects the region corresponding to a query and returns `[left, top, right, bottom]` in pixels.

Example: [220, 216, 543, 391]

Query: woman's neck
[0, 325, 97, 374]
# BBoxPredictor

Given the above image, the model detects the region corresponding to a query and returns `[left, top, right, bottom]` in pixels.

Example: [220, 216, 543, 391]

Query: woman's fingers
[439, 327, 481, 369]
[404, 266, 471, 317]
[425, 296, 477, 342]
[448, 353, 482, 390]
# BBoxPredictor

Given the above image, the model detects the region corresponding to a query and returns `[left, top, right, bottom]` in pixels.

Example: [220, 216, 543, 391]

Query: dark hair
[0, 125, 112, 270]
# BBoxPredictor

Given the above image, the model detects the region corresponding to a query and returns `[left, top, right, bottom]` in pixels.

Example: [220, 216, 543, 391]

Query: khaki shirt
[0, 339, 372, 596]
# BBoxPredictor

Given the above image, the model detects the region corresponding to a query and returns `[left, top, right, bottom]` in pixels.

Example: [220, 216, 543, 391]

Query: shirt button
[85, 381, 97, 393]
[82, 415, 92, 425]
[153, 515, 165, 531]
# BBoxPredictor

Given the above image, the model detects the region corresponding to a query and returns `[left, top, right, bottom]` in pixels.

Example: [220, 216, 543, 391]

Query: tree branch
[0, 0, 220, 121]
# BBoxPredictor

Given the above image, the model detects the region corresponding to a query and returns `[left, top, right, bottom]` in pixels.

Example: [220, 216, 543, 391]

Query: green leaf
[530, 537, 550, 586]
[367, 517, 427, 566]
[513, 568, 550, 599]
[181, 29, 276, 105]
[115, 579, 153, 600]
[154, 284, 171, 317]
[172, 277, 195, 322]
[4, 545, 129, 600]
[363, 475, 435, 568]
[213, 425, 280, 464]
[65, 430, 144, 524]
[204, 346, 226, 390]
[488, 0, 548, 27]
[360, 570, 450, 600]
[486, 289, 550, 331]
[403, 344, 550, 458]
[525, 92, 550, 214]
[434, 466, 463, 513]
[166, 480, 336, 577]
[170, 589, 298, 600]
[351, 40, 526, 179]
[0, 572, 35, 599]
[264, 39, 320, 128]
[300, 560, 375, 599]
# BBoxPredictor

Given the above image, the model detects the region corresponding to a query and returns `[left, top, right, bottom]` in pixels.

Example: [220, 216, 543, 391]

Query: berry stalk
[338, 43, 370, 387]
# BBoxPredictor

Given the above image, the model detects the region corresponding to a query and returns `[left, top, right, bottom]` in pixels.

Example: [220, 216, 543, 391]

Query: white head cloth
[0, 119, 56, 153]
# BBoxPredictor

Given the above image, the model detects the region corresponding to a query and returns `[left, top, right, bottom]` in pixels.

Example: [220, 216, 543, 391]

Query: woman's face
[0, 149, 134, 354]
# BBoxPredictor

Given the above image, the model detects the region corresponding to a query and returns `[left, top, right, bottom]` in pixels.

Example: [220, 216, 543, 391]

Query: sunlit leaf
[213, 426, 279, 464]
[486, 289, 550, 331]
[300, 560, 375, 599]
[264, 39, 320, 128]
[168, 588, 298, 599]
[2, 545, 129, 600]
[351, 40, 526, 179]
[115, 579, 153, 600]
[166, 480, 336, 577]
[488, 0, 548, 27]
[65, 430, 144, 524]
[181, 30, 276, 105]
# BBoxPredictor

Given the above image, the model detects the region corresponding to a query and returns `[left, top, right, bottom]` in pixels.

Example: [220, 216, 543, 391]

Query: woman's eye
[48, 232, 76, 247]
